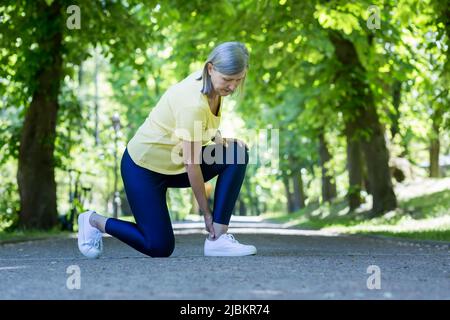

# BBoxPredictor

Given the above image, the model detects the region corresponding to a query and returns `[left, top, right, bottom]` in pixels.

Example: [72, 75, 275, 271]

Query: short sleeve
[174, 107, 207, 142]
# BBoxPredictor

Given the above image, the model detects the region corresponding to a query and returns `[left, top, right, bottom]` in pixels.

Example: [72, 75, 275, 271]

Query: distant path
[0, 216, 449, 299]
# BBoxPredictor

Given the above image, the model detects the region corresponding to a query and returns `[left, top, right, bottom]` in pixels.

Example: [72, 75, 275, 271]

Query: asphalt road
[0, 217, 449, 300]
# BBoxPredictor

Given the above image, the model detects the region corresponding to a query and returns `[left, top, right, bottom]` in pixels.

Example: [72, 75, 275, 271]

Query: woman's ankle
[212, 222, 228, 240]
[89, 212, 107, 233]
[88, 212, 98, 228]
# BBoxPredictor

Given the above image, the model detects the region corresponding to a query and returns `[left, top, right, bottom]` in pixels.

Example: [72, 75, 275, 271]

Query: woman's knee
[229, 140, 249, 165]
[141, 238, 175, 258]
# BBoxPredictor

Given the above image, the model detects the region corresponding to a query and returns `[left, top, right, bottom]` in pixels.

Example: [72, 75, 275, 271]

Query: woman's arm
[182, 140, 215, 238]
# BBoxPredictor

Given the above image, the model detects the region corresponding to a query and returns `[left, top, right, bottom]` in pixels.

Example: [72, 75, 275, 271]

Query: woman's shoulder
[166, 70, 207, 109]
[173, 70, 203, 90]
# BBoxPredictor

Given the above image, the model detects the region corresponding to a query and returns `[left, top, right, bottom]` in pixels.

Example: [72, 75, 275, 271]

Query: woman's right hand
[212, 130, 229, 148]
[203, 210, 215, 239]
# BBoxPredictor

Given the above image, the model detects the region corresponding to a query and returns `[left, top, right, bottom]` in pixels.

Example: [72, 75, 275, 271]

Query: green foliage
[0, 0, 449, 229]
[0, 181, 20, 230]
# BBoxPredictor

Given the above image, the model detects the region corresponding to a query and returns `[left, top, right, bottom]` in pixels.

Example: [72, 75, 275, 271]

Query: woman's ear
[207, 62, 213, 76]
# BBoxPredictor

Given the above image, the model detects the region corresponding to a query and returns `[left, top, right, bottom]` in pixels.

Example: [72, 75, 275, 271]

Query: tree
[15, 1, 64, 229]
[319, 132, 337, 202]
[1, 0, 155, 229]
[328, 30, 397, 216]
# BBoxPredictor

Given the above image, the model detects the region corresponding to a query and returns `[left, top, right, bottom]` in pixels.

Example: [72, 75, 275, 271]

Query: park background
[0, 0, 449, 242]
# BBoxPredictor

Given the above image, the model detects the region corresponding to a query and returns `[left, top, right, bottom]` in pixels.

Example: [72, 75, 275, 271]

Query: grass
[356, 229, 450, 242]
[0, 215, 139, 244]
[262, 186, 450, 242]
[0, 228, 73, 244]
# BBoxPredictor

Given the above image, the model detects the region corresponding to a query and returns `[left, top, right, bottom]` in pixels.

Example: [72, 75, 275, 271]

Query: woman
[77, 41, 256, 258]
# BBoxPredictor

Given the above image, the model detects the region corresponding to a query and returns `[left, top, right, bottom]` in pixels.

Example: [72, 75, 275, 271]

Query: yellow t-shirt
[127, 70, 222, 175]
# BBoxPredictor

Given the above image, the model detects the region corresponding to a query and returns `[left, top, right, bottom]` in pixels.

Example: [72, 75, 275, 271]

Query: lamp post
[111, 113, 121, 219]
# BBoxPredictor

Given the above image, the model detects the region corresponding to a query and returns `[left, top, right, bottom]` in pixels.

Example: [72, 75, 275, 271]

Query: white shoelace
[87, 233, 102, 249]
[224, 234, 239, 244]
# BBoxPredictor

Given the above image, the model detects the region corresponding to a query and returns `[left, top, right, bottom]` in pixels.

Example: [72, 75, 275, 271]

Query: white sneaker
[204, 234, 257, 257]
[77, 210, 103, 259]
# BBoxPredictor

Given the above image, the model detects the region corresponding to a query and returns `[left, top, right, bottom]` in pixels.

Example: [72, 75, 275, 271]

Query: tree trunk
[261, 202, 267, 215]
[253, 200, 261, 216]
[329, 31, 397, 217]
[429, 119, 440, 178]
[252, 187, 261, 216]
[281, 173, 294, 213]
[239, 198, 247, 216]
[94, 48, 100, 146]
[390, 80, 402, 139]
[319, 132, 337, 202]
[345, 120, 363, 210]
[245, 177, 260, 216]
[292, 169, 306, 210]
[17, 1, 63, 229]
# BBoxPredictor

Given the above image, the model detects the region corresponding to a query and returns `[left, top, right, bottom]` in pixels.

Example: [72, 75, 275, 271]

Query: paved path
[0, 217, 449, 299]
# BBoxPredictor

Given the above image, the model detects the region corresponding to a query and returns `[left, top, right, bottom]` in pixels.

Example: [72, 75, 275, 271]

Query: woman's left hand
[225, 138, 248, 149]
[213, 131, 248, 149]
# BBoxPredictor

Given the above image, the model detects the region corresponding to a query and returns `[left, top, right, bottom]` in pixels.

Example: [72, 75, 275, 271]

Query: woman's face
[207, 63, 246, 97]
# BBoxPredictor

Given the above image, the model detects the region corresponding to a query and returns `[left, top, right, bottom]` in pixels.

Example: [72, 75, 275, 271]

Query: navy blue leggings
[105, 141, 249, 257]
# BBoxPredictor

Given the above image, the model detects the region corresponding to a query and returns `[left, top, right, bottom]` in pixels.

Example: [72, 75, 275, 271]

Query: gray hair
[197, 41, 249, 97]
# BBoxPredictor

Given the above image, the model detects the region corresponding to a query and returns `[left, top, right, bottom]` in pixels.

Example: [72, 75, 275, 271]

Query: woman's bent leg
[165, 141, 255, 256]
[165, 141, 249, 226]
[211, 141, 249, 225]
[105, 149, 174, 257]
